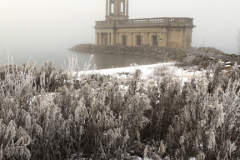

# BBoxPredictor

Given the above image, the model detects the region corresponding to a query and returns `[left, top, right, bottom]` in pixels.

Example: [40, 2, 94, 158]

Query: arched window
[105, 38, 108, 45]
[137, 36, 141, 46]
[153, 36, 158, 46]
[121, 2, 124, 12]
[122, 36, 127, 45]
[111, 2, 114, 14]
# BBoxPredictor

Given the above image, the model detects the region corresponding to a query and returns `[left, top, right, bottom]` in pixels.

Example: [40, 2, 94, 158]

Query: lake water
[0, 47, 159, 70]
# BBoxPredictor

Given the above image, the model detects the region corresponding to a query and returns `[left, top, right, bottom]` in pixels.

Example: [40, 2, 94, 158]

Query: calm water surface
[0, 48, 159, 70]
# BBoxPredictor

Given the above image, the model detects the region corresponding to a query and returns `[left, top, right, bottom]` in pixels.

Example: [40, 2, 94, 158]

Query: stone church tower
[105, 0, 129, 20]
[95, 0, 196, 48]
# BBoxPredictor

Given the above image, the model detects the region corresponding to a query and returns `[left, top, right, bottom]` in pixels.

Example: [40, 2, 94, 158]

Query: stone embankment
[69, 44, 202, 62]
[70, 44, 240, 70]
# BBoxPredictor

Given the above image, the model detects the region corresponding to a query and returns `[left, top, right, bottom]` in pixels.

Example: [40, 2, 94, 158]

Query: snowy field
[78, 62, 206, 83]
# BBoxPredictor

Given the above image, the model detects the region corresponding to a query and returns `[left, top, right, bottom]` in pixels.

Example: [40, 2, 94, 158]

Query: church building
[94, 0, 196, 48]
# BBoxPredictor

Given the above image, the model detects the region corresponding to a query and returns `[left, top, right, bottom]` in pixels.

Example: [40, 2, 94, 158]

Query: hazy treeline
[0, 60, 239, 159]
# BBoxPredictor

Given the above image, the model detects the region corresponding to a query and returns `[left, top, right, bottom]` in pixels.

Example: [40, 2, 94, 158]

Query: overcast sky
[0, 0, 240, 54]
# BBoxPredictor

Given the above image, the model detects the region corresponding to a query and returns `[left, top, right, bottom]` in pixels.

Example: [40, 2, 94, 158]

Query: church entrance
[153, 36, 158, 47]
[105, 38, 108, 45]
[122, 36, 127, 45]
[137, 36, 141, 46]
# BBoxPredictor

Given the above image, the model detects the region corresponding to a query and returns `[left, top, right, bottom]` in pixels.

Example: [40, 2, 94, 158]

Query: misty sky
[0, 0, 240, 54]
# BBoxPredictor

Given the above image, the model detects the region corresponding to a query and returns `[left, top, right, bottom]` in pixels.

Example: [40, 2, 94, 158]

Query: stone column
[150, 35, 153, 47]
[118, 0, 121, 15]
[95, 33, 99, 45]
[179, 28, 184, 48]
[109, 0, 111, 15]
[114, 0, 118, 16]
[116, 33, 119, 43]
[129, 33, 133, 46]
[108, 33, 111, 45]
[165, 28, 169, 47]
[164, 32, 168, 47]
[106, 0, 108, 16]
[142, 33, 145, 44]
[116, 0, 118, 15]
[160, 33, 163, 47]
[126, 0, 129, 17]
[157, 33, 161, 47]
[99, 33, 102, 45]
[145, 33, 148, 44]
[149, 34, 151, 46]
[111, 33, 115, 45]
[133, 34, 136, 46]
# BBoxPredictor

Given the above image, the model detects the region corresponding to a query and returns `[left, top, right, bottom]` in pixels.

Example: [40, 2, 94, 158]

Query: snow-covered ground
[78, 62, 206, 83]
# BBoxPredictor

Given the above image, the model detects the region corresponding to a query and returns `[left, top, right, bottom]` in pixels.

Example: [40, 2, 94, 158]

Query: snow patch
[77, 62, 205, 84]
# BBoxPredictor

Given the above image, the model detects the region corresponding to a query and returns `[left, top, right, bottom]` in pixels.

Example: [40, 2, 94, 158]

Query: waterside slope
[69, 44, 193, 62]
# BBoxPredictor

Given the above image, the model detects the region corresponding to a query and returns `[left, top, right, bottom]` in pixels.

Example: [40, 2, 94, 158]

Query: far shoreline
[69, 44, 240, 66]
[69, 43, 191, 63]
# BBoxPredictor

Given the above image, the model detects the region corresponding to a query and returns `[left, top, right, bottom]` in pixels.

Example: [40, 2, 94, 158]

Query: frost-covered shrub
[35, 61, 71, 92]
[0, 61, 154, 159]
[0, 59, 239, 159]
[164, 66, 240, 159]
[141, 75, 182, 142]
[64, 74, 152, 159]
[139, 62, 240, 159]
[178, 54, 213, 69]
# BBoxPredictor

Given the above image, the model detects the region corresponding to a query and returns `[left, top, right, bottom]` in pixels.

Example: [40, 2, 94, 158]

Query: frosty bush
[164, 64, 240, 159]
[0, 59, 239, 159]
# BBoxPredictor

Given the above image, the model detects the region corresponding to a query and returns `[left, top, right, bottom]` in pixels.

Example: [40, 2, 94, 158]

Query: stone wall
[69, 44, 192, 62]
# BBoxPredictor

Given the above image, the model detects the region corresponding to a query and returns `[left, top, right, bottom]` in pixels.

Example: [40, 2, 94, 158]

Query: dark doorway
[153, 36, 158, 46]
[105, 38, 108, 45]
[137, 36, 141, 46]
[122, 36, 127, 45]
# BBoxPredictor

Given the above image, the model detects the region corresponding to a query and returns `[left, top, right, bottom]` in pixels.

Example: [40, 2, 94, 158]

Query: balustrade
[95, 17, 194, 28]
[149, 18, 164, 24]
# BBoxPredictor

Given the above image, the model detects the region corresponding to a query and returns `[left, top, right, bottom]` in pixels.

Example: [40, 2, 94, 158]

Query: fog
[1, 0, 240, 55]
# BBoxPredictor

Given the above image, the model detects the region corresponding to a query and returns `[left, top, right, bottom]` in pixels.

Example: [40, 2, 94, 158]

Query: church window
[105, 38, 108, 45]
[121, 2, 124, 12]
[137, 36, 141, 46]
[111, 2, 114, 14]
[153, 36, 158, 46]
